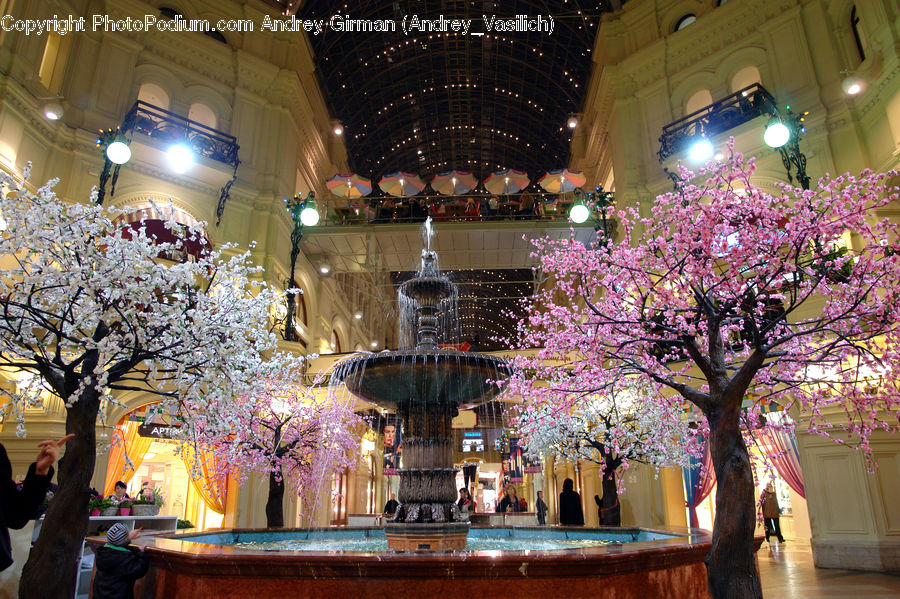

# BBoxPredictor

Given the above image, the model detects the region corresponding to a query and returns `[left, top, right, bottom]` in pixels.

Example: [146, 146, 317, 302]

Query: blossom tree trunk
[705, 399, 761, 598]
[599, 464, 621, 526]
[19, 389, 100, 599]
[266, 466, 286, 528]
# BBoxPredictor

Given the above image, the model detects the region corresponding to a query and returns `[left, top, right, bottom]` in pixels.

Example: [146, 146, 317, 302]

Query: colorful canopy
[430, 170, 478, 195]
[538, 168, 586, 194]
[326, 173, 372, 198]
[378, 171, 425, 197]
[483, 168, 530, 195]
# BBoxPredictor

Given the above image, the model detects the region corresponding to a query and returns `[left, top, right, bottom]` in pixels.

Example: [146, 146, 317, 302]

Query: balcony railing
[120, 101, 240, 224]
[658, 83, 778, 162]
[122, 101, 239, 167]
[314, 191, 606, 227]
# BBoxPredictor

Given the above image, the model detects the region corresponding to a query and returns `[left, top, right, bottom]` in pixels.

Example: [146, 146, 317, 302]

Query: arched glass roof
[297, 1, 612, 183]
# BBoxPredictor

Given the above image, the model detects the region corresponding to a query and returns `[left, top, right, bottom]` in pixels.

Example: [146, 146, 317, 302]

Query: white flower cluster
[518, 377, 694, 479]
[0, 165, 291, 437]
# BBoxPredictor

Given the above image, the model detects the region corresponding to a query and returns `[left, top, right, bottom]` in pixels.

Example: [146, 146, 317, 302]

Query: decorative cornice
[0, 80, 60, 143]
[141, 35, 236, 89]
[620, 0, 797, 91]
[856, 61, 900, 118]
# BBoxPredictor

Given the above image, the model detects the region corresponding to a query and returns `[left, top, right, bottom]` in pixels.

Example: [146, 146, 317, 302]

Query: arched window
[296, 292, 307, 326]
[851, 6, 866, 63]
[159, 7, 182, 20]
[731, 66, 762, 93]
[331, 329, 342, 354]
[188, 103, 217, 129]
[685, 89, 714, 116]
[160, 7, 226, 44]
[38, 32, 72, 93]
[204, 30, 228, 45]
[885, 90, 900, 148]
[137, 83, 170, 110]
[675, 14, 696, 31]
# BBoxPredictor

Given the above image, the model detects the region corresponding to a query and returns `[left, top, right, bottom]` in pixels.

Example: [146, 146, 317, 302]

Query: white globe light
[764, 122, 790, 148]
[842, 76, 865, 96]
[106, 141, 132, 165]
[688, 138, 714, 162]
[570, 203, 590, 224]
[333, 125, 343, 135]
[300, 204, 320, 227]
[166, 144, 194, 173]
[44, 102, 63, 120]
[354, 310, 363, 320]
[567, 116, 578, 129]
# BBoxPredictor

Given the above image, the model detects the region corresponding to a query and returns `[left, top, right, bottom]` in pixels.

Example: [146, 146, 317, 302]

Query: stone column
[797, 425, 900, 571]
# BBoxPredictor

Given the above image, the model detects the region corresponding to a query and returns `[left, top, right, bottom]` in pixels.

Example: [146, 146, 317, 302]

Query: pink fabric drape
[758, 428, 805, 498]
[684, 443, 717, 529]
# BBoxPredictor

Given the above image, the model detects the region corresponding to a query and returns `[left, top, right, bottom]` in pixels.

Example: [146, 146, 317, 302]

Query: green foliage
[176, 519, 194, 529]
[88, 497, 114, 511]
[133, 486, 165, 507]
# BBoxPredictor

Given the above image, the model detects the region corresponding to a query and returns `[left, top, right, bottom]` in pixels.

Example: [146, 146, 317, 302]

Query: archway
[104, 403, 226, 529]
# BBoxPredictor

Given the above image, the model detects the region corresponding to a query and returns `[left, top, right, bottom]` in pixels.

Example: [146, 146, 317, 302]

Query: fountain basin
[97, 526, 744, 599]
[334, 349, 511, 411]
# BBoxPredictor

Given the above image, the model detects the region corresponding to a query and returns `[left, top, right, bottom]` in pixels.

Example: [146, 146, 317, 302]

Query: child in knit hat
[92, 523, 150, 599]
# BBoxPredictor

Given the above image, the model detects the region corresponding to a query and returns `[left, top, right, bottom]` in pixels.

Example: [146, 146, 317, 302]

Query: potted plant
[118, 500, 132, 516]
[131, 487, 164, 516]
[100, 498, 120, 517]
[88, 497, 104, 517]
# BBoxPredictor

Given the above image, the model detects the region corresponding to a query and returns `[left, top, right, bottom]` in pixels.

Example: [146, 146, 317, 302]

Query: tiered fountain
[333, 218, 512, 551]
[121, 218, 724, 596]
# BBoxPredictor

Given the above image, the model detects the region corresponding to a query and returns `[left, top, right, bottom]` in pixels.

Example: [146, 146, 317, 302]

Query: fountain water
[333, 218, 512, 550]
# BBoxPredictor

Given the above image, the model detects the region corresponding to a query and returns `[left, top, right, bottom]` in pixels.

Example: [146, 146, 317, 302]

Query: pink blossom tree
[0, 167, 294, 599]
[193, 371, 364, 528]
[507, 148, 900, 599]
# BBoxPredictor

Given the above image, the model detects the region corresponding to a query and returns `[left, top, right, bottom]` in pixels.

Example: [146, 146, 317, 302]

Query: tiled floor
[758, 538, 900, 598]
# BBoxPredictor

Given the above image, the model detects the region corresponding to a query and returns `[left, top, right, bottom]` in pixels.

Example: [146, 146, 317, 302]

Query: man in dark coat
[383, 493, 399, 515]
[0, 435, 71, 571]
[92, 522, 150, 599]
[535, 490, 548, 525]
[558, 478, 584, 526]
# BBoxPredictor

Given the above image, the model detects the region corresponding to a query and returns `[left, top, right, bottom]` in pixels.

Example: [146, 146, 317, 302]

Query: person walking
[0, 434, 72, 571]
[762, 484, 785, 543]
[535, 490, 548, 525]
[559, 478, 584, 526]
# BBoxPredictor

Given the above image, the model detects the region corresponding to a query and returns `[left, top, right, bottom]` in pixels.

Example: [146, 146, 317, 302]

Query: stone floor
[758, 538, 900, 598]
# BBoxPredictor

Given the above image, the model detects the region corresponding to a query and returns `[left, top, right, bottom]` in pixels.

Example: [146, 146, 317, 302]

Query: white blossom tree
[516, 378, 698, 524]
[0, 166, 293, 599]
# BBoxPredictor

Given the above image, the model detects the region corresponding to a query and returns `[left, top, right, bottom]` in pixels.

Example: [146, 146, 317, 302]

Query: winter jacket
[0, 443, 54, 572]
[762, 490, 781, 519]
[92, 543, 150, 599]
[498, 495, 522, 512]
[559, 479, 585, 526]
[535, 497, 548, 524]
